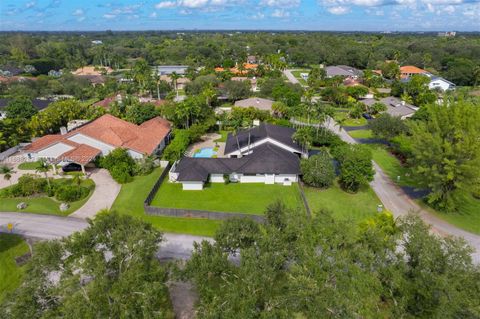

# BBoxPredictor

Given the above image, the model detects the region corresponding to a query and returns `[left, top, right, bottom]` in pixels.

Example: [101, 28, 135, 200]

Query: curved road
[323, 117, 480, 263]
[0, 212, 210, 260]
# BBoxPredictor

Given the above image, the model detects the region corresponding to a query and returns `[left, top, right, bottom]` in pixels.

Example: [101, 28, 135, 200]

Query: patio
[186, 133, 226, 158]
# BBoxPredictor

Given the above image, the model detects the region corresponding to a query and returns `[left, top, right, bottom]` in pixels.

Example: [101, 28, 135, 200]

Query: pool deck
[187, 133, 226, 158]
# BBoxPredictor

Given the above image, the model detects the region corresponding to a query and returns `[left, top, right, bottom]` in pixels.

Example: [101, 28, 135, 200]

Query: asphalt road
[323, 117, 480, 263]
[0, 212, 211, 260]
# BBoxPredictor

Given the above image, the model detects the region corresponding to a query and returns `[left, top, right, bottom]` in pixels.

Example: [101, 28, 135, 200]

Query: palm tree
[0, 165, 14, 184]
[170, 72, 180, 97]
[293, 128, 312, 155]
[231, 118, 243, 158]
[35, 159, 51, 189]
[473, 66, 480, 87]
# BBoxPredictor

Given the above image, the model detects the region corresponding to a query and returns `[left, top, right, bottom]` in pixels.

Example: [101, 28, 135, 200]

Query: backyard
[0, 234, 29, 302]
[291, 69, 310, 85]
[111, 167, 222, 236]
[305, 183, 382, 222]
[151, 180, 305, 215]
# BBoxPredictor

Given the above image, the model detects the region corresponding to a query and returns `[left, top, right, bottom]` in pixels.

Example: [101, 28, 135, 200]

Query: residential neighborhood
[0, 27, 479, 318]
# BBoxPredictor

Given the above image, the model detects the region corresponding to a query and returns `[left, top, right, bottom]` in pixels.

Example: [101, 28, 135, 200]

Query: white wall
[68, 133, 114, 155]
[239, 174, 266, 183]
[210, 174, 224, 183]
[127, 149, 144, 159]
[429, 80, 452, 91]
[274, 174, 298, 183]
[35, 142, 74, 161]
[265, 174, 275, 184]
[182, 181, 204, 190]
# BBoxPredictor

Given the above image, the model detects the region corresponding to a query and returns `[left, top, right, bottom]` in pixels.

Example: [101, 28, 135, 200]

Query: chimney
[60, 127, 67, 135]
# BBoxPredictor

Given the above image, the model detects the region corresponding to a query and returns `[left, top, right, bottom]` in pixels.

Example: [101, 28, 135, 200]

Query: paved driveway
[0, 212, 211, 260]
[283, 69, 301, 85]
[69, 168, 121, 219]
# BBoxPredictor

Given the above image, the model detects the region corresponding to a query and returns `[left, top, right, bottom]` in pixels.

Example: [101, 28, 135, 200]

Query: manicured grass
[304, 182, 382, 222]
[334, 112, 367, 126]
[366, 144, 420, 188]
[0, 179, 95, 216]
[152, 180, 304, 215]
[291, 70, 310, 85]
[214, 130, 230, 143]
[348, 129, 373, 139]
[17, 161, 42, 170]
[111, 168, 222, 236]
[0, 234, 29, 302]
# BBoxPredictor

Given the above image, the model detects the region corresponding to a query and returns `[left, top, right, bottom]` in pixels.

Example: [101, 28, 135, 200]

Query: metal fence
[143, 163, 265, 222]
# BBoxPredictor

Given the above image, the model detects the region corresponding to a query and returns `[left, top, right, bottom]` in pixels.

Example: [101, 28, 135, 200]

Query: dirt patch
[168, 281, 198, 319]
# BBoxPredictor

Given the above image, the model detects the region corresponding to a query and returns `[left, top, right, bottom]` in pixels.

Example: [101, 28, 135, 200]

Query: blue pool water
[193, 147, 217, 158]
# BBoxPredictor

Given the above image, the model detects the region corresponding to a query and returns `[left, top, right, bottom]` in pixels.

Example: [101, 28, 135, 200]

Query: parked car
[362, 113, 373, 120]
[62, 163, 82, 172]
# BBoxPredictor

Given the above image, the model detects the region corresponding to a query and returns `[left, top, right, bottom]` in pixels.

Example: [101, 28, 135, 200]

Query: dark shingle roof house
[169, 123, 306, 190]
[360, 96, 418, 119]
[0, 98, 55, 114]
[224, 123, 302, 155]
[325, 65, 363, 78]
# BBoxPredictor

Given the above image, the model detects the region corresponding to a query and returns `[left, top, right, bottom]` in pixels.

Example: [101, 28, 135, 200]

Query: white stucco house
[169, 124, 307, 190]
[428, 76, 456, 91]
[25, 114, 171, 173]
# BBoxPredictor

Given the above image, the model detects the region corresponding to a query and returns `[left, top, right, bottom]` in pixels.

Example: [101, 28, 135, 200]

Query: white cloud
[25, 1, 36, 9]
[271, 8, 291, 17]
[103, 14, 116, 19]
[77, 16, 86, 22]
[150, 12, 158, 17]
[72, 9, 84, 16]
[327, 5, 351, 13]
[155, 1, 178, 8]
[260, 0, 300, 7]
[179, 0, 209, 8]
[251, 12, 266, 19]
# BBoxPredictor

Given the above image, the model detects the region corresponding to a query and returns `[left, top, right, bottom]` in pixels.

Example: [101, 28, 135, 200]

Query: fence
[143, 163, 265, 222]
[0, 145, 23, 161]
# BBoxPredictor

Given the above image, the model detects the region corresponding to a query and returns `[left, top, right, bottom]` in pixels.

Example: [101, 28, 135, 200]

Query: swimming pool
[193, 147, 217, 158]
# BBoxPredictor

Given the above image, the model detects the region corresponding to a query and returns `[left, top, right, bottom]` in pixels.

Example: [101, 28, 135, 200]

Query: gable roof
[326, 65, 363, 77]
[175, 143, 301, 182]
[224, 123, 302, 155]
[0, 98, 54, 111]
[360, 96, 417, 118]
[26, 114, 171, 155]
[429, 76, 455, 86]
[56, 144, 102, 165]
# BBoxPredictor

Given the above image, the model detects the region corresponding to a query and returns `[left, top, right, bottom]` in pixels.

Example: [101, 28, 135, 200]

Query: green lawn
[111, 168, 222, 236]
[334, 111, 368, 127]
[152, 179, 304, 215]
[348, 129, 373, 139]
[214, 130, 230, 143]
[0, 179, 95, 216]
[304, 183, 382, 222]
[0, 234, 29, 302]
[291, 70, 310, 85]
[366, 144, 420, 187]
[17, 161, 42, 170]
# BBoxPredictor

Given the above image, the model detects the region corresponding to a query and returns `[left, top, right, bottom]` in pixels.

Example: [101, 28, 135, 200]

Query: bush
[368, 114, 408, 141]
[99, 148, 136, 183]
[55, 185, 89, 202]
[110, 163, 134, 184]
[3, 175, 48, 197]
[334, 145, 374, 193]
[301, 152, 336, 188]
[162, 129, 192, 162]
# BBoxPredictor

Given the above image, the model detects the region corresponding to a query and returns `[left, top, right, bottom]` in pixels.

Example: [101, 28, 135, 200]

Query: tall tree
[408, 100, 480, 211]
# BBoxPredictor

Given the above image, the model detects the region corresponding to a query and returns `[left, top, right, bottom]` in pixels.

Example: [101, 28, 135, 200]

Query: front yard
[304, 183, 382, 222]
[0, 179, 95, 216]
[111, 167, 222, 236]
[347, 129, 373, 139]
[0, 234, 29, 302]
[291, 69, 310, 85]
[151, 179, 304, 215]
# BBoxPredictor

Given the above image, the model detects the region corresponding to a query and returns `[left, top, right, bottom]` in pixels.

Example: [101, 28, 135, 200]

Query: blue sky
[1, 0, 479, 31]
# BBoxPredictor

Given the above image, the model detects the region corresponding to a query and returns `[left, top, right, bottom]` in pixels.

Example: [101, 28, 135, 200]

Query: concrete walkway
[69, 168, 121, 219]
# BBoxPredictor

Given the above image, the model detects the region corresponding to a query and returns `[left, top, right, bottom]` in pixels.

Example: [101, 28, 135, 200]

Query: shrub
[99, 148, 136, 183]
[55, 185, 89, 202]
[4, 175, 48, 197]
[110, 163, 134, 184]
[301, 152, 336, 188]
[368, 114, 408, 141]
[133, 156, 155, 176]
[334, 145, 374, 193]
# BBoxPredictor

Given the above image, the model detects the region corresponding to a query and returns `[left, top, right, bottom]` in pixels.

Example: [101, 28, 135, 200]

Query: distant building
[0, 98, 55, 120]
[247, 55, 257, 64]
[0, 65, 23, 77]
[428, 76, 456, 91]
[325, 65, 363, 79]
[155, 65, 188, 76]
[400, 65, 428, 79]
[91, 40, 103, 45]
[360, 96, 418, 120]
[438, 31, 456, 37]
[234, 97, 274, 112]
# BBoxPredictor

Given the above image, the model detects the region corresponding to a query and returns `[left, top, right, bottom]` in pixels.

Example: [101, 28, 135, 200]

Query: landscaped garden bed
[151, 179, 304, 215]
[0, 175, 95, 216]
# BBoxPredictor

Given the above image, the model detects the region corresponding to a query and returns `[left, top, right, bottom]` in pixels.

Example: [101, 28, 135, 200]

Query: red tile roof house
[24, 114, 171, 174]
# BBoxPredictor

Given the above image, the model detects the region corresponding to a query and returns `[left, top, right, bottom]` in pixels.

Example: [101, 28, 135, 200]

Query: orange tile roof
[57, 144, 101, 165]
[400, 66, 427, 74]
[27, 114, 171, 156]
